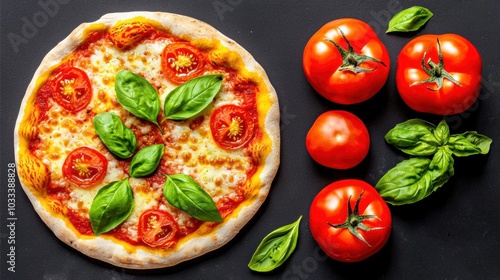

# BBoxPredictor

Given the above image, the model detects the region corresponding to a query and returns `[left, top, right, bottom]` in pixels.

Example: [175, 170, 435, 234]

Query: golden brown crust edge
[14, 11, 280, 269]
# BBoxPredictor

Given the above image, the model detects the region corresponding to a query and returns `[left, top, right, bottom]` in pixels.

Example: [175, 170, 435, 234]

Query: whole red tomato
[303, 18, 390, 104]
[306, 110, 370, 169]
[310, 179, 392, 262]
[396, 34, 482, 115]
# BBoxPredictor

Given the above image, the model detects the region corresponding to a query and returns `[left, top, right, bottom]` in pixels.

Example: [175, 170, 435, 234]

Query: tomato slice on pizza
[62, 147, 108, 188]
[138, 209, 179, 248]
[49, 66, 92, 112]
[161, 42, 206, 84]
[210, 104, 256, 150]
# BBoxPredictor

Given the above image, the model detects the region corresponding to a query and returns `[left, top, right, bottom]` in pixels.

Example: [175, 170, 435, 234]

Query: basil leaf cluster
[94, 112, 137, 159]
[90, 71, 226, 235]
[89, 179, 134, 235]
[376, 119, 492, 205]
[164, 174, 223, 222]
[248, 216, 302, 272]
[386, 6, 433, 33]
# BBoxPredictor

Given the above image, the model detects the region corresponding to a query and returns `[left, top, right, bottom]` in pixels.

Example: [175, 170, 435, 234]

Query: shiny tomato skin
[396, 34, 482, 115]
[138, 209, 179, 248]
[306, 110, 370, 169]
[303, 18, 390, 104]
[210, 104, 256, 150]
[309, 179, 392, 262]
[49, 66, 92, 112]
[62, 147, 108, 188]
[161, 42, 205, 84]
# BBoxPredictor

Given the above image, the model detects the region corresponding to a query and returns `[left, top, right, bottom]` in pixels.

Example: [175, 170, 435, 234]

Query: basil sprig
[386, 6, 433, 33]
[115, 70, 163, 133]
[130, 144, 164, 177]
[163, 174, 223, 222]
[89, 178, 134, 235]
[163, 74, 223, 121]
[376, 119, 492, 205]
[248, 216, 302, 272]
[93, 112, 137, 159]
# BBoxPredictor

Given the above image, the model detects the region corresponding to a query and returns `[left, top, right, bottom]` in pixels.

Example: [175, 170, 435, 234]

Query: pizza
[14, 11, 279, 269]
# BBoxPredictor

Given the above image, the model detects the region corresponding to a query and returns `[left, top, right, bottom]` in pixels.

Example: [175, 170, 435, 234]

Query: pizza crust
[14, 11, 280, 269]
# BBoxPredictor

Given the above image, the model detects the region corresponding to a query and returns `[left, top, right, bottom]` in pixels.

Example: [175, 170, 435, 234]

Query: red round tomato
[210, 105, 256, 150]
[138, 209, 179, 248]
[62, 147, 108, 188]
[306, 110, 370, 169]
[161, 42, 205, 84]
[310, 179, 392, 262]
[49, 66, 92, 112]
[396, 34, 482, 115]
[303, 18, 390, 104]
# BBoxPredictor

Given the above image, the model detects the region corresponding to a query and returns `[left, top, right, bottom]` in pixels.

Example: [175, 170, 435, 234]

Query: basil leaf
[386, 6, 433, 33]
[130, 144, 164, 177]
[115, 70, 162, 132]
[89, 178, 134, 235]
[448, 132, 492, 156]
[248, 216, 302, 272]
[433, 120, 450, 145]
[93, 112, 137, 159]
[376, 157, 433, 205]
[163, 174, 223, 222]
[428, 148, 454, 191]
[376, 150, 454, 205]
[384, 119, 440, 156]
[163, 74, 223, 121]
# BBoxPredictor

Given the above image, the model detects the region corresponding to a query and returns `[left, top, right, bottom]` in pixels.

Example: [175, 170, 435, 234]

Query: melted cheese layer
[33, 34, 255, 236]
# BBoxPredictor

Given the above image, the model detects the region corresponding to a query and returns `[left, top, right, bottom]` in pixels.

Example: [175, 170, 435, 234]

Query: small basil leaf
[93, 112, 137, 159]
[450, 132, 492, 155]
[248, 216, 302, 272]
[386, 6, 433, 33]
[433, 120, 450, 145]
[115, 70, 163, 132]
[384, 119, 440, 156]
[163, 74, 223, 121]
[428, 148, 454, 191]
[89, 178, 134, 235]
[164, 174, 223, 222]
[376, 157, 433, 205]
[129, 144, 164, 177]
[447, 134, 483, 157]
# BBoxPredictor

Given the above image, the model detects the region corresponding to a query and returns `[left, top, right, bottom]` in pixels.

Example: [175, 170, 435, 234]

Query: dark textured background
[1, 1, 499, 279]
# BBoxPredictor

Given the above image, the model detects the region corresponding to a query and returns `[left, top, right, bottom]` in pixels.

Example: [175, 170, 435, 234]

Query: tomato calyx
[327, 189, 383, 247]
[325, 28, 386, 73]
[411, 39, 462, 91]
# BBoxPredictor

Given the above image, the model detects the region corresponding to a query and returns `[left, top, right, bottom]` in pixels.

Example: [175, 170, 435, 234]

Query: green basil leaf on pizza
[115, 69, 163, 133]
[163, 74, 223, 121]
[89, 178, 134, 235]
[130, 144, 164, 177]
[93, 112, 137, 159]
[164, 174, 223, 222]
